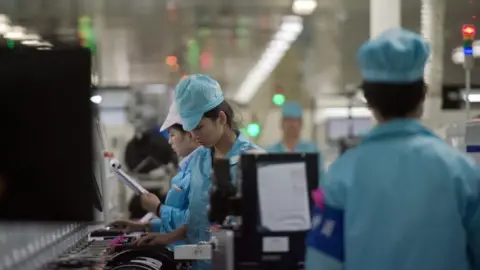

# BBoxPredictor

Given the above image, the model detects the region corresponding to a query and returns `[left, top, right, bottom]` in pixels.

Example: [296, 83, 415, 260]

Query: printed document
[257, 162, 311, 232]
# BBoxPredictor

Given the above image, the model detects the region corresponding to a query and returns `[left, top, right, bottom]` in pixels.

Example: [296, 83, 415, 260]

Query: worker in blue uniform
[134, 75, 262, 270]
[112, 102, 199, 246]
[305, 28, 480, 270]
[267, 101, 324, 182]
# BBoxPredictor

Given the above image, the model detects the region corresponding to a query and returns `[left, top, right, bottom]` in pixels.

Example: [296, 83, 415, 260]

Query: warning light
[272, 94, 286, 106]
[6, 39, 14, 49]
[272, 86, 286, 106]
[462, 25, 476, 56]
[463, 25, 476, 37]
[166, 56, 177, 66]
[247, 122, 261, 138]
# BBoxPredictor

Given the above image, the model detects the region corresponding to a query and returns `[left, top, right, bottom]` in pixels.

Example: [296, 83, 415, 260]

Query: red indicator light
[165, 56, 177, 66]
[462, 24, 476, 38]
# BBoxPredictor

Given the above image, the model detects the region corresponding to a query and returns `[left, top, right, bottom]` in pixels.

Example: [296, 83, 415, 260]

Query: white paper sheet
[257, 162, 311, 232]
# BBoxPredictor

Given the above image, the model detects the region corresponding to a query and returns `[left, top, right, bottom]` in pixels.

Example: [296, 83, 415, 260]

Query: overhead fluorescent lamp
[0, 23, 10, 35]
[234, 16, 303, 105]
[292, 0, 318, 16]
[4, 26, 26, 40]
[0, 14, 10, 24]
[467, 94, 480, 102]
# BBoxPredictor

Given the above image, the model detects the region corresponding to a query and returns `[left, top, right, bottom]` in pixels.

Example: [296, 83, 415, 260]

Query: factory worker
[305, 28, 480, 270]
[267, 101, 324, 183]
[134, 74, 262, 270]
[111, 102, 200, 246]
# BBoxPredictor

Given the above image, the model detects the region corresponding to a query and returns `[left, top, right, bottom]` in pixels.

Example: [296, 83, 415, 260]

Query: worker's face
[190, 112, 227, 147]
[168, 128, 195, 157]
[282, 117, 302, 138]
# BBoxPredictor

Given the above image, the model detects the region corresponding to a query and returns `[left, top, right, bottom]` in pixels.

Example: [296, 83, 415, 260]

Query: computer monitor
[0, 47, 95, 221]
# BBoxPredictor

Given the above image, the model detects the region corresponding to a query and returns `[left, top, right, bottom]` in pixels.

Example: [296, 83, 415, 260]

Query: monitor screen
[0, 47, 95, 221]
[326, 117, 373, 142]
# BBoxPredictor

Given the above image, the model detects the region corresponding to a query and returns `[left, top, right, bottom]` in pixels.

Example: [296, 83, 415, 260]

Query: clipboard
[109, 159, 148, 195]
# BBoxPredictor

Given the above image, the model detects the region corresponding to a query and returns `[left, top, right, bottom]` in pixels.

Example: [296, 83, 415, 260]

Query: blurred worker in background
[133, 74, 262, 270]
[267, 101, 324, 183]
[112, 102, 199, 247]
[305, 28, 480, 270]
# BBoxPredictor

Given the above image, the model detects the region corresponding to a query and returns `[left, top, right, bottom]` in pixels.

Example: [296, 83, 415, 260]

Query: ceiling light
[292, 0, 318, 16]
[274, 31, 297, 42]
[233, 15, 304, 104]
[0, 14, 10, 24]
[90, 95, 102, 104]
[21, 40, 41, 46]
[0, 23, 10, 35]
[280, 22, 303, 34]
[24, 33, 40, 40]
[4, 26, 26, 40]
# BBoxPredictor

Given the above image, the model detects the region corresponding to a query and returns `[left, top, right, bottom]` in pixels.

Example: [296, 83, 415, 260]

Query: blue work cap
[174, 74, 224, 131]
[357, 28, 430, 83]
[282, 101, 303, 119]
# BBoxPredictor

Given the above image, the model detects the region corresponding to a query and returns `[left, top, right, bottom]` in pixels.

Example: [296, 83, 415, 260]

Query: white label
[262, 237, 289, 253]
[174, 244, 212, 260]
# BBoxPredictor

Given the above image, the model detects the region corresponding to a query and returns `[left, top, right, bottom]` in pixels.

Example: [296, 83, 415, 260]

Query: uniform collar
[224, 132, 249, 159]
[362, 118, 438, 143]
[179, 147, 201, 169]
[279, 139, 304, 152]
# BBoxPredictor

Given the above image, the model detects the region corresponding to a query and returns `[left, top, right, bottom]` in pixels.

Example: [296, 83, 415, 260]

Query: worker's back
[314, 119, 480, 270]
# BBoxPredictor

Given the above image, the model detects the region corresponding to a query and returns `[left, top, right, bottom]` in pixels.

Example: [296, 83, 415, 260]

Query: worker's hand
[109, 220, 146, 233]
[140, 193, 161, 213]
[133, 233, 171, 246]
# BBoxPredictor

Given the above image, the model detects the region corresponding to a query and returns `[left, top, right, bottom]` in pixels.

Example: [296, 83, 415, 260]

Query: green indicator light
[247, 122, 261, 138]
[6, 39, 14, 49]
[272, 93, 286, 106]
[464, 40, 473, 47]
[187, 39, 200, 72]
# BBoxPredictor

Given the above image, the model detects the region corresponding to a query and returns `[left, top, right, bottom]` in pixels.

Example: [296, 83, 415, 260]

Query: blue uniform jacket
[305, 119, 480, 270]
[150, 147, 200, 246]
[187, 133, 262, 270]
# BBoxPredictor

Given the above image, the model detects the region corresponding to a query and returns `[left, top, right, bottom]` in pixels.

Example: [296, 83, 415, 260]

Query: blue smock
[267, 141, 324, 184]
[150, 147, 200, 246]
[305, 119, 480, 270]
[187, 133, 261, 270]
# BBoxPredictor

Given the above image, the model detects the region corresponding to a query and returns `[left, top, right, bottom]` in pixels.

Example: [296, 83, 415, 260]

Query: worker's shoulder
[408, 135, 476, 168]
[298, 140, 318, 150]
[265, 142, 281, 152]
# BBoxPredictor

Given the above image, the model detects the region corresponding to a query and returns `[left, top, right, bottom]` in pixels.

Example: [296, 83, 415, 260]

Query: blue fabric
[357, 28, 430, 83]
[267, 140, 324, 185]
[174, 74, 224, 131]
[306, 118, 480, 270]
[150, 147, 200, 247]
[282, 101, 303, 119]
[187, 134, 262, 270]
[306, 204, 344, 261]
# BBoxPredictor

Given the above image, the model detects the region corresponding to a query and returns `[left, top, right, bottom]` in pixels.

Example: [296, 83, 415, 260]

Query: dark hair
[203, 101, 238, 129]
[362, 80, 426, 119]
[170, 123, 188, 134]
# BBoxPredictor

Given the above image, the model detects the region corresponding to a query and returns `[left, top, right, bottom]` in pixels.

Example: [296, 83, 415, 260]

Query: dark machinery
[207, 153, 319, 270]
[43, 227, 189, 270]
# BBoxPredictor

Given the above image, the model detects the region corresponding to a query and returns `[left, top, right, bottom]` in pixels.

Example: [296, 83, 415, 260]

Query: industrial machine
[205, 153, 319, 270]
